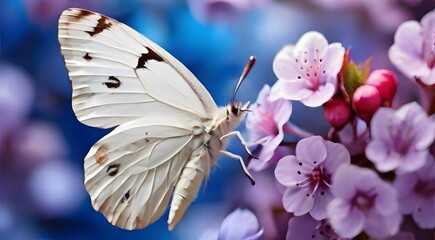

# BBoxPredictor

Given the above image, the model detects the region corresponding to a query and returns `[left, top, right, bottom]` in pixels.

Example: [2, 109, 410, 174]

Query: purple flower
[217, 209, 263, 240]
[394, 156, 435, 229]
[246, 84, 292, 171]
[327, 165, 401, 239]
[270, 31, 345, 107]
[286, 214, 345, 240]
[389, 9, 435, 86]
[366, 102, 435, 174]
[275, 136, 350, 220]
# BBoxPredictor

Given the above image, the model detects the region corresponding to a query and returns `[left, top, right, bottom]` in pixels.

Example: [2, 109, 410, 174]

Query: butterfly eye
[231, 105, 239, 115]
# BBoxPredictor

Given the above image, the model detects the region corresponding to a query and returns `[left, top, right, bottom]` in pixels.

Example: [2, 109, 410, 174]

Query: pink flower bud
[323, 96, 351, 130]
[353, 85, 382, 121]
[365, 69, 397, 105]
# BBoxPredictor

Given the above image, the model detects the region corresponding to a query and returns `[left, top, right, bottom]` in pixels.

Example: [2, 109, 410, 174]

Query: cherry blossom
[270, 31, 345, 107]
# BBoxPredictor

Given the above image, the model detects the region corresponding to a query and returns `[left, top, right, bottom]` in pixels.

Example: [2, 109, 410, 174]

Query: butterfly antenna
[231, 56, 256, 103]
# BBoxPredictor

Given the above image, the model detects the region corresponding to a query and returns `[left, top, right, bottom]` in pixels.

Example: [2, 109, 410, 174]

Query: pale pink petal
[330, 165, 358, 200]
[370, 107, 396, 141]
[366, 140, 398, 172]
[413, 198, 435, 229]
[273, 45, 304, 81]
[389, 21, 429, 79]
[296, 136, 327, 167]
[294, 31, 328, 58]
[374, 184, 399, 216]
[275, 156, 309, 186]
[327, 199, 365, 239]
[299, 82, 335, 107]
[397, 150, 428, 174]
[270, 79, 312, 101]
[323, 141, 350, 173]
[282, 187, 315, 216]
[364, 211, 402, 239]
[310, 189, 333, 220]
[272, 98, 292, 127]
[320, 42, 345, 75]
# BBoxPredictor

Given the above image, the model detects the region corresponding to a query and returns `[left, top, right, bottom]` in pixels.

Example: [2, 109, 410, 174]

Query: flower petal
[299, 82, 335, 107]
[364, 211, 402, 239]
[323, 141, 350, 173]
[310, 188, 333, 220]
[296, 136, 327, 167]
[282, 186, 315, 216]
[270, 79, 312, 101]
[273, 45, 304, 81]
[327, 199, 365, 238]
[413, 198, 435, 229]
[218, 209, 262, 240]
[294, 32, 329, 58]
[275, 156, 307, 186]
[320, 42, 345, 76]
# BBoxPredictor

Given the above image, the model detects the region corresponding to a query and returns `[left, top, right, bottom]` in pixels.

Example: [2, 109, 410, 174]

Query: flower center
[389, 120, 413, 155]
[414, 180, 435, 198]
[295, 49, 326, 91]
[352, 191, 376, 212]
[253, 104, 278, 137]
[296, 165, 332, 197]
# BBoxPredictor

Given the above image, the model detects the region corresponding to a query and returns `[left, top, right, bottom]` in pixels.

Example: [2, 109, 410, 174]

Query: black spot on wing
[86, 16, 112, 36]
[135, 47, 164, 69]
[83, 53, 92, 61]
[120, 189, 131, 204]
[107, 163, 120, 176]
[67, 9, 95, 22]
[103, 76, 121, 88]
[76, 9, 95, 19]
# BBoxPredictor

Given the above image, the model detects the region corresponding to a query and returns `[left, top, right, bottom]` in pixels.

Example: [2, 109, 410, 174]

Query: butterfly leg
[220, 150, 255, 185]
[220, 131, 257, 159]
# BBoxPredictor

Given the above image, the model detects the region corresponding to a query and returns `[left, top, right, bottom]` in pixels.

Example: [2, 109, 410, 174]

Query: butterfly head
[226, 101, 250, 123]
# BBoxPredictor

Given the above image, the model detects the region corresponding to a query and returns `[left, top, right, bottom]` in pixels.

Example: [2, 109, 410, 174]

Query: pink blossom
[394, 156, 435, 229]
[275, 136, 350, 220]
[246, 84, 292, 171]
[366, 102, 435, 174]
[327, 165, 402, 239]
[389, 9, 435, 86]
[270, 31, 344, 107]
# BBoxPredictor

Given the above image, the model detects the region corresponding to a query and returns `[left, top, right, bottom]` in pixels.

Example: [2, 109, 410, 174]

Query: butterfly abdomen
[167, 145, 210, 230]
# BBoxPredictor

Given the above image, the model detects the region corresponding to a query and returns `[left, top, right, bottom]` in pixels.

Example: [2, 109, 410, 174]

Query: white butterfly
[58, 8, 256, 231]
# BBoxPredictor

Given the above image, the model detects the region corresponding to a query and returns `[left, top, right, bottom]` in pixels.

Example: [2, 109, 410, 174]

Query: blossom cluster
[212, 9, 435, 240]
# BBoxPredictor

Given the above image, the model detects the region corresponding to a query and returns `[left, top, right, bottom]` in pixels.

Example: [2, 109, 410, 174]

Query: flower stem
[283, 122, 313, 138]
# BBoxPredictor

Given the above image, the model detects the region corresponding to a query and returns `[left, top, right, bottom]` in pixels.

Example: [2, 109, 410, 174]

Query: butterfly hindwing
[58, 8, 218, 129]
[84, 118, 197, 230]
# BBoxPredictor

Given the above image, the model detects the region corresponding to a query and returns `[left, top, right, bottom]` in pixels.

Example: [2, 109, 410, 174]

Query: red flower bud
[365, 69, 397, 105]
[323, 96, 351, 130]
[353, 85, 382, 121]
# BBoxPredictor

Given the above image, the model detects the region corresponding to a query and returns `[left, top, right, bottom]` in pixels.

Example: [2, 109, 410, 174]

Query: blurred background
[0, 0, 434, 239]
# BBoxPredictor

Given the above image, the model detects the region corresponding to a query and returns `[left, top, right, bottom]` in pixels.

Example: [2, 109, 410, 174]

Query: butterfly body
[59, 8, 250, 231]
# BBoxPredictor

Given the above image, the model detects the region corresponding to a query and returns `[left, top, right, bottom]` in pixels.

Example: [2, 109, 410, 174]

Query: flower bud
[323, 96, 351, 130]
[353, 85, 382, 121]
[365, 69, 397, 105]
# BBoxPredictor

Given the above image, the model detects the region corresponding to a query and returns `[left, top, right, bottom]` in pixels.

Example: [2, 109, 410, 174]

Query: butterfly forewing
[58, 8, 218, 129]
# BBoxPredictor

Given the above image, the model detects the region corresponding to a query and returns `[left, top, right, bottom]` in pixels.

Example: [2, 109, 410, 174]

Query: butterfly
[58, 8, 256, 231]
